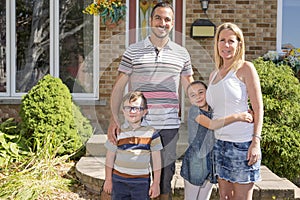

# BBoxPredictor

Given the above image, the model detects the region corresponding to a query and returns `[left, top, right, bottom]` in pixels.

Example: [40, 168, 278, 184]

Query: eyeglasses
[123, 106, 145, 113]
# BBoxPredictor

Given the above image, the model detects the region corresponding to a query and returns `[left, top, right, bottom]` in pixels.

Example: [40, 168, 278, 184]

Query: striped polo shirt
[105, 124, 163, 178]
[118, 36, 193, 129]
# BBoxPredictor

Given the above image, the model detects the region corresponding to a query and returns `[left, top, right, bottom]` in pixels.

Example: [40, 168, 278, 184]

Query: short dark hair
[150, 2, 174, 18]
[122, 91, 148, 109]
[187, 81, 207, 93]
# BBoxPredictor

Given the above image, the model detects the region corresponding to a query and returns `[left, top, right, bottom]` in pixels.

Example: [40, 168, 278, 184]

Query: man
[107, 2, 194, 199]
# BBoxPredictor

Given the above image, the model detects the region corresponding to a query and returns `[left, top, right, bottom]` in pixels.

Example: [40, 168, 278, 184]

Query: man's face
[150, 6, 174, 39]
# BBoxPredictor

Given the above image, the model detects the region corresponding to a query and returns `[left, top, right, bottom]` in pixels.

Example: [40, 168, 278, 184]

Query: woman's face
[217, 29, 240, 61]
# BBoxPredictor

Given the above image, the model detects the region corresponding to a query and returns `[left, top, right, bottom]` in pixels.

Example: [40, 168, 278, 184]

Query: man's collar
[144, 36, 172, 50]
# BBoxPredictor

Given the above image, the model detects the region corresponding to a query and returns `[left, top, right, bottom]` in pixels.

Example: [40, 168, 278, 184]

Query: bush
[253, 58, 300, 182]
[20, 74, 92, 155]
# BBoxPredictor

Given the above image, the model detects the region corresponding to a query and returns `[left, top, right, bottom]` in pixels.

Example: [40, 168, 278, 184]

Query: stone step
[75, 156, 300, 200]
[85, 134, 107, 157]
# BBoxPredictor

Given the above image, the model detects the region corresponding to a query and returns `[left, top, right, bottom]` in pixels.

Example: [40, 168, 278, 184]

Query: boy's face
[122, 97, 147, 125]
[188, 84, 208, 109]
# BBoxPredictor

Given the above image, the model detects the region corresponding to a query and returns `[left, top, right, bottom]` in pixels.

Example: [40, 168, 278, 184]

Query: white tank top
[206, 70, 253, 142]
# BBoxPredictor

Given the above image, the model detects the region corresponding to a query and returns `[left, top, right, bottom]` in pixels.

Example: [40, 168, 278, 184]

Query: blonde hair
[214, 22, 245, 71]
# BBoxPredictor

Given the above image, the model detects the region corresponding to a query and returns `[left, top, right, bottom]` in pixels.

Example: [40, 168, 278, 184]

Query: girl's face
[122, 97, 147, 125]
[188, 83, 208, 109]
[218, 29, 240, 61]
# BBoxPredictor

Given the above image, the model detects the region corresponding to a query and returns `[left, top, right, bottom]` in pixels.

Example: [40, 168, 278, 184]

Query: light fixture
[191, 19, 215, 38]
[200, 0, 209, 13]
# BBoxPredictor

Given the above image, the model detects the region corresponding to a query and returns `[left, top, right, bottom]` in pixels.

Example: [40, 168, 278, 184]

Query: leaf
[9, 143, 19, 156]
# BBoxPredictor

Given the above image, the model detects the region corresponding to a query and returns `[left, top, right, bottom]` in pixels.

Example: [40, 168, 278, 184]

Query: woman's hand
[247, 140, 261, 166]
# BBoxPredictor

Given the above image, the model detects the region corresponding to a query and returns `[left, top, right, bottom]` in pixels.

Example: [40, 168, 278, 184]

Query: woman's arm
[238, 61, 263, 165]
[195, 111, 253, 130]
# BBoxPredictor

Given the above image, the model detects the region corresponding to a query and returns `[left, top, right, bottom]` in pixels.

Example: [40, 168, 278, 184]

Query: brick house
[0, 0, 297, 134]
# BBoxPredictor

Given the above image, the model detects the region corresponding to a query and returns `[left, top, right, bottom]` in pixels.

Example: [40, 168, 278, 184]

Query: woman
[206, 22, 263, 200]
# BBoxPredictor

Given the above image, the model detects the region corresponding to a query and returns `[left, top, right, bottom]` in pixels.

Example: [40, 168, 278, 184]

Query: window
[0, 0, 99, 100]
[277, 0, 300, 51]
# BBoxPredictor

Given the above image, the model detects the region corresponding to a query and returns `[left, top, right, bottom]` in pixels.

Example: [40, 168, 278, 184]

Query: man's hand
[107, 119, 120, 145]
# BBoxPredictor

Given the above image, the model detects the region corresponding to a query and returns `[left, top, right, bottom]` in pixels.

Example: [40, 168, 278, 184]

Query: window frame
[1, 0, 99, 101]
[277, 0, 300, 52]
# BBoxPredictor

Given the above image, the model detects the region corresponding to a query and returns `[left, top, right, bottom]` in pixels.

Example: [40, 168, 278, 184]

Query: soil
[52, 161, 182, 200]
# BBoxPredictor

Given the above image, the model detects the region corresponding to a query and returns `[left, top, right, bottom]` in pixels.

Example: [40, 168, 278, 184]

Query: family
[103, 2, 263, 200]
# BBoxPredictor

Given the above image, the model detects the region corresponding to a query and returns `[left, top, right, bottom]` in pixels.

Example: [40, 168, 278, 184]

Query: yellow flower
[83, 0, 126, 25]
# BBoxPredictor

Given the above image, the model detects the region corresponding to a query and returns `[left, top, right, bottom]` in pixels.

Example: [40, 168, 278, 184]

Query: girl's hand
[238, 112, 253, 123]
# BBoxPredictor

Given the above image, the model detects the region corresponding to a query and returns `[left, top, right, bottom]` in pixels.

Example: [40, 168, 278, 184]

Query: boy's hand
[149, 182, 160, 198]
[103, 180, 112, 194]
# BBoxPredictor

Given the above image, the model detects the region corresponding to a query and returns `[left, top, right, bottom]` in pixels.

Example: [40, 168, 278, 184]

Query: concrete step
[75, 156, 300, 200]
[85, 134, 107, 157]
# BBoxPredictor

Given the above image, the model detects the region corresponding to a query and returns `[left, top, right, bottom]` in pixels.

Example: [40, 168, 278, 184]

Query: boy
[104, 91, 162, 199]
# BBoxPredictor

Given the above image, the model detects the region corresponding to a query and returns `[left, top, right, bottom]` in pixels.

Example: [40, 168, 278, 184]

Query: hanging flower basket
[83, 0, 126, 27]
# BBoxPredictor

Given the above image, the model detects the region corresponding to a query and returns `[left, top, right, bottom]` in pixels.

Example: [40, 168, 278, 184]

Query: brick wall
[0, 104, 21, 123]
[185, 0, 277, 82]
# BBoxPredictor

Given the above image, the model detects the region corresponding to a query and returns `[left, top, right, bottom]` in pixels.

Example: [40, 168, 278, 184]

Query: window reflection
[15, 0, 50, 93]
[282, 0, 300, 49]
[59, 1, 94, 93]
[0, 0, 6, 92]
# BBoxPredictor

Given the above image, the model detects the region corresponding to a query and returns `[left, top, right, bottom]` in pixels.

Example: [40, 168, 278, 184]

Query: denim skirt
[214, 139, 261, 183]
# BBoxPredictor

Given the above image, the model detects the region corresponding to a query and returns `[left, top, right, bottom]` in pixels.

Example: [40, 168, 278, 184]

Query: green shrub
[253, 58, 300, 182]
[20, 74, 92, 155]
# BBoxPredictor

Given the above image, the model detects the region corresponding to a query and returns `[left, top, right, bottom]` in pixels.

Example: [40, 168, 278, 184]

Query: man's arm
[108, 72, 129, 144]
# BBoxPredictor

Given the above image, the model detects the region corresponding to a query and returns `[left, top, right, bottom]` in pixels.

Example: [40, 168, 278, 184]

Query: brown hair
[187, 81, 207, 94]
[122, 91, 148, 109]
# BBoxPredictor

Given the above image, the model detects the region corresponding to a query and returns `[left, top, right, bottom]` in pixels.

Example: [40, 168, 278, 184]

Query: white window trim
[276, 0, 283, 52]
